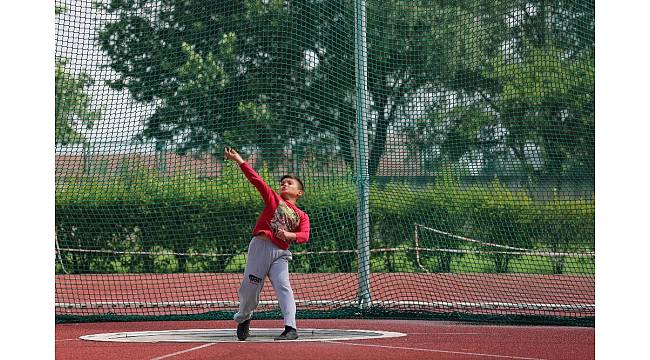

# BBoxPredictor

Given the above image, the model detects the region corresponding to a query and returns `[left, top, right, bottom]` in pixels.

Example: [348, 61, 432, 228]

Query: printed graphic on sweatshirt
[248, 274, 262, 285]
[270, 201, 300, 237]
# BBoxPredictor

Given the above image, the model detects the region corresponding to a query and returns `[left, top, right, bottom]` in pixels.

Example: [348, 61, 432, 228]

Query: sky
[56, 0, 156, 145]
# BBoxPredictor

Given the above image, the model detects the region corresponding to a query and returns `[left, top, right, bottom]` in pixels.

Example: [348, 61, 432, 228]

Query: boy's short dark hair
[280, 175, 305, 192]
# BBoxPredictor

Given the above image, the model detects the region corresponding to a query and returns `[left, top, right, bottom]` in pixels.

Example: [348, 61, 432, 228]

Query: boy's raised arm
[224, 147, 275, 205]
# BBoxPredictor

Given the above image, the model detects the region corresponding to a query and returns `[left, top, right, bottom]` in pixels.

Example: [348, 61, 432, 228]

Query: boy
[224, 147, 310, 341]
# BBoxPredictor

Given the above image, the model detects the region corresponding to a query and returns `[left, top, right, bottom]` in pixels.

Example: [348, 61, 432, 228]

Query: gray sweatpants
[233, 236, 296, 329]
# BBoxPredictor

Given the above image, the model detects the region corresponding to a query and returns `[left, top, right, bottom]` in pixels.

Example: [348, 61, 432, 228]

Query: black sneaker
[236, 319, 251, 341]
[274, 326, 298, 341]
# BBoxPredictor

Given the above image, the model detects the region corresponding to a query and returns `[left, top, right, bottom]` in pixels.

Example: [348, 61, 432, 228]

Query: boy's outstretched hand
[224, 147, 245, 165]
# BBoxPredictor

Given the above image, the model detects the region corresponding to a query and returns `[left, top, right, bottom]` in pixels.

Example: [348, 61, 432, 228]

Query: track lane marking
[407, 332, 489, 335]
[322, 341, 548, 360]
[149, 343, 216, 360]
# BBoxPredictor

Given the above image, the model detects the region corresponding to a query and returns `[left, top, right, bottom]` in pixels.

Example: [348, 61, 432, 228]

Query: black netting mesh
[55, 0, 594, 325]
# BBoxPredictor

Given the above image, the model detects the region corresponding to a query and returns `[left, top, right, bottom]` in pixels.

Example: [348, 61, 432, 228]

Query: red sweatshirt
[239, 162, 310, 250]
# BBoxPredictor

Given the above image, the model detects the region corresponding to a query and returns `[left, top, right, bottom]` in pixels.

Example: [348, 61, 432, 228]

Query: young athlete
[224, 147, 310, 341]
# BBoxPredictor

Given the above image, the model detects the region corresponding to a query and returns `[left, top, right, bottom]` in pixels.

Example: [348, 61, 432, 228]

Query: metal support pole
[354, 0, 371, 309]
[83, 142, 92, 177]
[156, 140, 167, 176]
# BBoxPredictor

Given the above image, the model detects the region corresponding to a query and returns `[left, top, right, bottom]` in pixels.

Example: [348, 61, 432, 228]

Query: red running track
[56, 319, 594, 360]
[56, 273, 594, 318]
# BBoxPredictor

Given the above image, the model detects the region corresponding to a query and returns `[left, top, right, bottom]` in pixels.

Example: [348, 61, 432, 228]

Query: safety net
[55, 0, 594, 325]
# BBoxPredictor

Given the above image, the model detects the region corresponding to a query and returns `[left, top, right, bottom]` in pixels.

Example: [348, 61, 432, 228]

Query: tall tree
[365, 0, 445, 176]
[97, 0, 448, 174]
[482, 0, 595, 186]
[55, 6, 101, 145]
[301, 0, 356, 169]
[98, 0, 330, 170]
[402, 0, 594, 185]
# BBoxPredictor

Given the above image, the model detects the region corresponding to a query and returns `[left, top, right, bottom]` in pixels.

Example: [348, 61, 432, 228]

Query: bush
[56, 164, 258, 274]
[370, 173, 469, 273]
[298, 179, 357, 273]
[413, 174, 469, 272]
[465, 180, 535, 273]
[55, 167, 594, 275]
[532, 197, 595, 274]
[370, 182, 419, 272]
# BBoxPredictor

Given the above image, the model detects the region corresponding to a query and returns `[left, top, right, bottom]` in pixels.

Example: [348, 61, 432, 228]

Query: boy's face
[279, 178, 303, 201]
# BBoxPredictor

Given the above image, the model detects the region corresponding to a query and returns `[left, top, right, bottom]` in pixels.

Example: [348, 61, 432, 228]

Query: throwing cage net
[55, 0, 594, 325]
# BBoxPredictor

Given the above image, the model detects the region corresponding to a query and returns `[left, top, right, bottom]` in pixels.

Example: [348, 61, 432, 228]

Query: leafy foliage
[55, 57, 101, 145]
[56, 174, 593, 274]
[402, 0, 594, 185]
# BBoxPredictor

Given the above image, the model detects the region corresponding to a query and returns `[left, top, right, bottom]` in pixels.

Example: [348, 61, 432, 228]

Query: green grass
[225, 253, 247, 272]
[416, 249, 594, 275]
[55, 246, 594, 275]
[563, 255, 595, 275]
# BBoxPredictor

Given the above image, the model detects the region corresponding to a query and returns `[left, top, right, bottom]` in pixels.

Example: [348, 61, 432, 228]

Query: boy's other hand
[276, 230, 295, 244]
[224, 147, 245, 164]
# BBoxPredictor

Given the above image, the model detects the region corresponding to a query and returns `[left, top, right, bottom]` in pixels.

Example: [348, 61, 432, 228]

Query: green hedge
[55, 169, 594, 275]
[371, 174, 468, 273]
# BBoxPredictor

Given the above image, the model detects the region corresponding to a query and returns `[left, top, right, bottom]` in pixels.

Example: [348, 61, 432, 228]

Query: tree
[365, 0, 446, 176]
[299, 0, 357, 170]
[55, 6, 101, 145]
[401, 0, 508, 176]
[402, 0, 594, 186]
[96, 0, 453, 174]
[485, 43, 594, 187]
[97, 0, 329, 170]
[96, 0, 594, 183]
[482, 0, 595, 187]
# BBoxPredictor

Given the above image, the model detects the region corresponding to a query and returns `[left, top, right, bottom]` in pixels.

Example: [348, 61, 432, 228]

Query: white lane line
[407, 333, 489, 335]
[322, 341, 548, 360]
[55, 338, 80, 342]
[149, 343, 216, 360]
